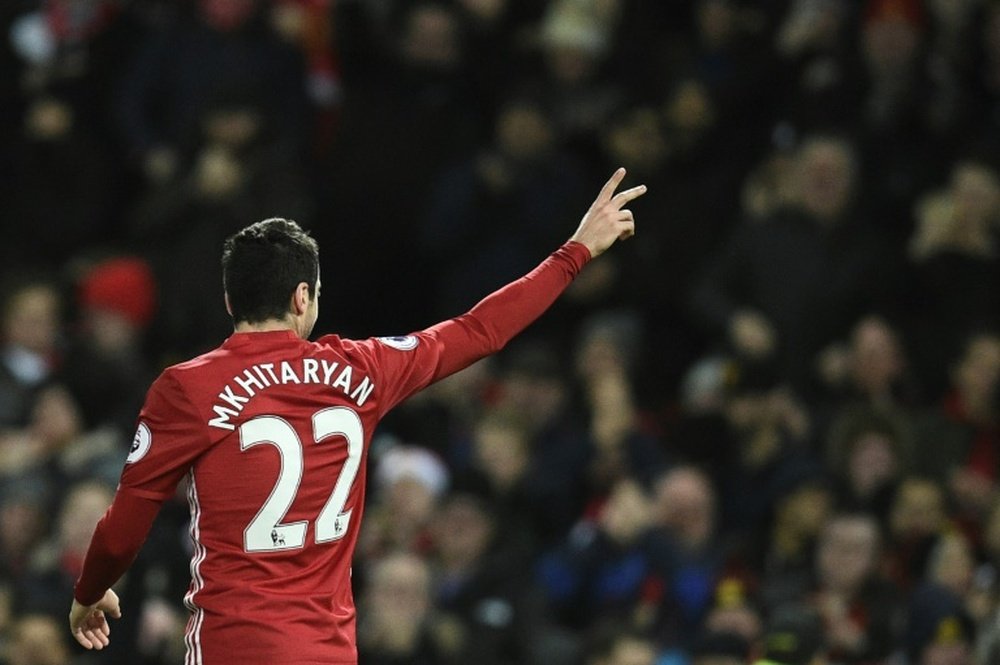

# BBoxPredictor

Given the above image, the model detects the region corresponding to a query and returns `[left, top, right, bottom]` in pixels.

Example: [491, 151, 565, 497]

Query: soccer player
[68, 168, 645, 664]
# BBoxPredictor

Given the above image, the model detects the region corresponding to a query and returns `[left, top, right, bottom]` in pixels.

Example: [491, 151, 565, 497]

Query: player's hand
[69, 589, 121, 650]
[570, 167, 647, 258]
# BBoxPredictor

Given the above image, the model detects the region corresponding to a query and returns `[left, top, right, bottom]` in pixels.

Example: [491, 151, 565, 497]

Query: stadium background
[1, 0, 999, 663]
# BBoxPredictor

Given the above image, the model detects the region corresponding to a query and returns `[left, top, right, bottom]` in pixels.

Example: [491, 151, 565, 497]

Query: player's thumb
[100, 593, 122, 619]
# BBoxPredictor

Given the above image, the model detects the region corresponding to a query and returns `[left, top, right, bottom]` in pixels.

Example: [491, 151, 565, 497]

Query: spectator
[905, 584, 976, 665]
[692, 134, 894, 391]
[756, 461, 833, 611]
[0, 479, 50, 583]
[536, 478, 670, 634]
[356, 552, 445, 665]
[651, 466, 727, 646]
[907, 161, 1000, 396]
[3, 95, 117, 269]
[825, 407, 911, 519]
[924, 333, 1000, 517]
[429, 492, 537, 664]
[116, 0, 307, 182]
[817, 315, 917, 410]
[358, 445, 448, 562]
[0, 280, 62, 428]
[810, 513, 901, 663]
[421, 96, 587, 318]
[20, 480, 113, 617]
[128, 93, 311, 358]
[321, 1, 479, 333]
[59, 257, 156, 434]
[7, 614, 71, 665]
[884, 477, 948, 592]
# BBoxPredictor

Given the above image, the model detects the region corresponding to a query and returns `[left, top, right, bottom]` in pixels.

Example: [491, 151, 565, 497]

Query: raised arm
[370, 169, 646, 414]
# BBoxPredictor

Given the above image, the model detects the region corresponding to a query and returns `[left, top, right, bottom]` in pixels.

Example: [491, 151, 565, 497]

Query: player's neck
[234, 318, 302, 337]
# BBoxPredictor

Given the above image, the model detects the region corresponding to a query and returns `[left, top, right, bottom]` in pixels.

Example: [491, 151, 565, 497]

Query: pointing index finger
[598, 167, 627, 203]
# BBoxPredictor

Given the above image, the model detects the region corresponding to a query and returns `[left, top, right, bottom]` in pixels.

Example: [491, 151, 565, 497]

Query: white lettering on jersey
[127, 422, 152, 463]
[377, 335, 418, 351]
[207, 360, 376, 430]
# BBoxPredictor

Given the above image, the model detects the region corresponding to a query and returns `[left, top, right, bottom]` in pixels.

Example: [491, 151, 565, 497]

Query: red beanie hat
[79, 257, 157, 329]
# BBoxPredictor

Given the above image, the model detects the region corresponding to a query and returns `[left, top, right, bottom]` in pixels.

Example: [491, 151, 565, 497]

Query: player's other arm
[69, 491, 163, 649]
[69, 370, 205, 650]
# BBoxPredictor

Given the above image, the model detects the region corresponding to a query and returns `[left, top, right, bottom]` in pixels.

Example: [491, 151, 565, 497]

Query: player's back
[127, 330, 387, 665]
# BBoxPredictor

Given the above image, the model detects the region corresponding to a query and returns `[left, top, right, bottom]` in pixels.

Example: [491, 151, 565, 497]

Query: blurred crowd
[1, 0, 999, 664]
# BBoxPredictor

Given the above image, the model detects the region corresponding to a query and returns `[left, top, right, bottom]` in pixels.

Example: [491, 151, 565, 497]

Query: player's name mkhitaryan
[208, 359, 375, 430]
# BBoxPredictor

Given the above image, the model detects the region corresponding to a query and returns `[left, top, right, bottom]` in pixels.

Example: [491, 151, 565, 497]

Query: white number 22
[239, 407, 363, 553]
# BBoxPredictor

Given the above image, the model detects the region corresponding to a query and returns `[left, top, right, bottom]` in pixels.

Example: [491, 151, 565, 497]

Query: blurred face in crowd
[846, 429, 899, 499]
[890, 478, 945, 539]
[473, 417, 529, 491]
[817, 515, 879, 594]
[653, 467, 715, 550]
[795, 138, 855, 222]
[922, 641, 972, 665]
[777, 484, 833, 539]
[30, 385, 82, 450]
[0, 495, 47, 564]
[432, 495, 494, 568]
[600, 479, 651, 545]
[24, 99, 73, 142]
[951, 163, 1000, 227]
[8, 615, 69, 665]
[457, 0, 507, 23]
[542, 8, 607, 85]
[697, 0, 736, 49]
[705, 604, 763, 642]
[203, 108, 262, 149]
[57, 482, 113, 556]
[849, 316, 904, 395]
[496, 101, 554, 162]
[499, 369, 566, 431]
[928, 533, 975, 596]
[952, 335, 1000, 414]
[386, 476, 438, 531]
[665, 80, 716, 137]
[199, 0, 257, 31]
[402, 5, 461, 71]
[2, 284, 60, 355]
[606, 108, 667, 175]
[366, 553, 431, 634]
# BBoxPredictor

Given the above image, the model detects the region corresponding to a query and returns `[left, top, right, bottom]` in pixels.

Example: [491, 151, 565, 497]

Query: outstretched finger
[597, 167, 627, 203]
[611, 184, 647, 207]
[73, 628, 95, 650]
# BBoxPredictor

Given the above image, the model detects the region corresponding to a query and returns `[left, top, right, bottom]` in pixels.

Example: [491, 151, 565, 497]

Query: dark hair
[222, 218, 319, 324]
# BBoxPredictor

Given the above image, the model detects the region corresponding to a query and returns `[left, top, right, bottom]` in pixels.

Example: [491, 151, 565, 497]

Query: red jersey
[75, 241, 590, 665]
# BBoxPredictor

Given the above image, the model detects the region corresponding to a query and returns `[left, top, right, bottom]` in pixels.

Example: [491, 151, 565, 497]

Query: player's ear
[292, 282, 310, 315]
[224, 292, 233, 317]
